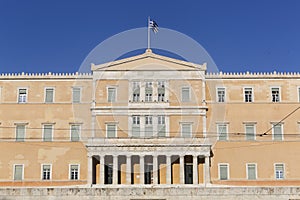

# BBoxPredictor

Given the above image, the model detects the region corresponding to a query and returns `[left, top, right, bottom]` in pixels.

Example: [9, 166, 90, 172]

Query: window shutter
[16, 125, 25, 141]
[45, 89, 54, 103]
[273, 124, 282, 141]
[43, 125, 52, 142]
[72, 88, 81, 103]
[182, 124, 191, 138]
[181, 87, 190, 102]
[107, 124, 116, 138]
[247, 164, 256, 180]
[108, 88, 116, 102]
[219, 165, 228, 180]
[218, 125, 227, 141]
[246, 125, 255, 140]
[14, 165, 23, 180]
[71, 125, 80, 141]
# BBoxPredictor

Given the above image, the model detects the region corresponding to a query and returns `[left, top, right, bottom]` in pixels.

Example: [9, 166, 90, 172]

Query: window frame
[216, 87, 226, 103]
[41, 164, 52, 180]
[132, 81, 140, 102]
[42, 124, 54, 142]
[106, 123, 117, 138]
[145, 81, 153, 102]
[132, 115, 140, 137]
[13, 164, 24, 181]
[272, 123, 284, 141]
[69, 164, 80, 180]
[70, 124, 81, 141]
[72, 87, 82, 103]
[271, 87, 281, 102]
[217, 123, 228, 141]
[44, 87, 55, 103]
[17, 87, 28, 103]
[181, 86, 191, 102]
[15, 124, 26, 142]
[181, 123, 192, 138]
[243, 87, 253, 103]
[246, 163, 257, 180]
[107, 87, 117, 103]
[274, 163, 285, 180]
[218, 163, 229, 180]
[245, 123, 256, 141]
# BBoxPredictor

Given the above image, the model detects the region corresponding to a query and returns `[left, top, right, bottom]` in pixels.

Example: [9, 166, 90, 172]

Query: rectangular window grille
[132, 116, 140, 137]
[273, 124, 283, 141]
[14, 165, 23, 181]
[272, 88, 280, 102]
[275, 164, 284, 179]
[145, 82, 153, 102]
[247, 164, 257, 180]
[218, 124, 228, 141]
[43, 125, 53, 142]
[244, 88, 253, 102]
[245, 124, 255, 140]
[70, 165, 79, 180]
[107, 88, 116, 102]
[219, 164, 229, 180]
[18, 89, 27, 103]
[181, 87, 190, 102]
[16, 125, 25, 142]
[45, 88, 54, 103]
[72, 87, 81, 103]
[157, 115, 166, 137]
[71, 125, 80, 141]
[217, 88, 225, 102]
[181, 123, 192, 138]
[145, 116, 153, 137]
[106, 124, 116, 138]
[42, 165, 51, 180]
[158, 81, 165, 102]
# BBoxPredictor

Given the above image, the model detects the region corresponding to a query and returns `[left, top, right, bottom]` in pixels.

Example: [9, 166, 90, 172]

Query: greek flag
[149, 20, 158, 33]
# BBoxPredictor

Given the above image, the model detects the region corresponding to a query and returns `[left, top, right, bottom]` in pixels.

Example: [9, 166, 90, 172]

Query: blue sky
[0, 0, 300, 73]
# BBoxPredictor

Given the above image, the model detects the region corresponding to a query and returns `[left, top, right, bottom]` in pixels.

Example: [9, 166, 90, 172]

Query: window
[271, 87, 280, 102]
[219, 164, 229, 180]
[181, 123, 192, 138]
[14, 164, 24, 181]
[145, 82, 153, 102]
[275, 163, 284, 180]
[247, 164, 257, 180]
[181, 87, 190, 102]
[245, 124, 255, 140]
[107, 87, 116, 102]
[145, 116, 153, 137]
[70, 124, 80, 141]
[217, 124, 228, 141]
[16, 125, 25, 142]
[45, 88, 54, 103]
[43, 125, 53, 142]
[132, 116, 140, 137]
[72, 87, 81, 103]
[42, 164, 51, 180]
[298, 87, 300, 102]
[158, 81, 165, 102]
[157, 115, 166, 137]
[244, 88, 253, 102]
[272, 123, 283, 141]
[216, 87, 225, 103]
[18, 88, 27, 103]
[132, 82, 140, 102]
[106, 124, 116, 138]
[69, 164, 79, 180]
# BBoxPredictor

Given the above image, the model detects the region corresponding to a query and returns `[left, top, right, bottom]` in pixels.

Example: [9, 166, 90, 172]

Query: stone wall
[0, 186, 300, 200]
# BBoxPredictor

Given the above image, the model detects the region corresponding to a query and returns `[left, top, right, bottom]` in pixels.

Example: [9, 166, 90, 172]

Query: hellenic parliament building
[0, 49, 300, 199]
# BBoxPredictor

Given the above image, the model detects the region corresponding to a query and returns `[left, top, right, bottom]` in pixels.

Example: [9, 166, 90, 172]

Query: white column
[87, 155, 93, 185]
[126, 155, 131, 184]
[140, 155, 145, 184]
[204, 155, 211, 186]
[99, 155, 105, 184]
[180, 155, 185, 184]
[113, 155, 118, 184]
[193, 155, 198, 184]
[166, 155, 172, 184]
[153, 155, 158, 184]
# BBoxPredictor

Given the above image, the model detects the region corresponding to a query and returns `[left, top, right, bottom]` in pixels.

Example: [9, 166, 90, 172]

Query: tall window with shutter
[275, 163, 284, 179]
[217, 124, 228, 141]
[72, 87, 81, 103]
[14, 165, 23, 181]
[245, 124, 255, 140]
[181, 87, 190, 102]
[247, 163, 257, 180]
[18, 88, 27, 103]
[132, 116, 140, 137]
[71, 124, 80, 141]
[16, 125, 25, 142]
[145, 82, 153, 102]
[107, 87, 116, 102]
[132, 82, 140, 102]
[145, 116, 153, 137]
[273, 123, 283, 141]
[42, 164, 51, 180]
[157, 115, 166, 137]
[106, 124, 116, 138]
[45, 88, 54, 103]
[181, 123, 192, 138]
[158, 81, 165, 102]
[43, 125, 53, 142]
[219, 164, 229, 180]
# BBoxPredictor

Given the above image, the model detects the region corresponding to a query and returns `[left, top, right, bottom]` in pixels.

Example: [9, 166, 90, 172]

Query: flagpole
[147, 16, 150, 49]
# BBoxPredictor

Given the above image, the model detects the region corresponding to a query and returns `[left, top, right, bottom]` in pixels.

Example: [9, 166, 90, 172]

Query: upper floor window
[245, 124, 255, 140]
[107, 87, 116, 102]
[298, 87, 300, 102]
[219, 163, 229, 180]
[72, 87, 81, 103]
[244, 88, 253, 102]
[158, 81, 165, 102]
[145, 82, 153, 102]
[13, 164, 24, 181]
[157, 115, 166, 137]
[43, 124, 53, 142]
[70, 124, 80, 141]
[45, 88, 54, 103]
[42, 164, 51, 180]
[145, 115, 153, 137]
[247, 163, 257, 180]
[132, 82, 140, 102]
[275, 163, 284, 180]
[216, 87, 225, 103]
[69, 164, 79, 180]
[181, 87, 190, 102]
[271, 87, 280, 102]
[272, 123, 283, 141]
[181, 123, 192, 138]
[106, 123, 117, 138]
[217, 124, 228, 141]
[16, 124, 26, 142]
[132, 116, 140, 137]
[18, 88, 27, 103]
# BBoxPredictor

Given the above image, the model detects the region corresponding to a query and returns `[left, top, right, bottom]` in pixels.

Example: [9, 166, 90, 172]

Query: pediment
[91, 49, 206, 72]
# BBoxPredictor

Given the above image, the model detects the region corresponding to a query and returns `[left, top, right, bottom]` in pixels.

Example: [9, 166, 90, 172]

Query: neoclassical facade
[0, 50, 300, 187]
